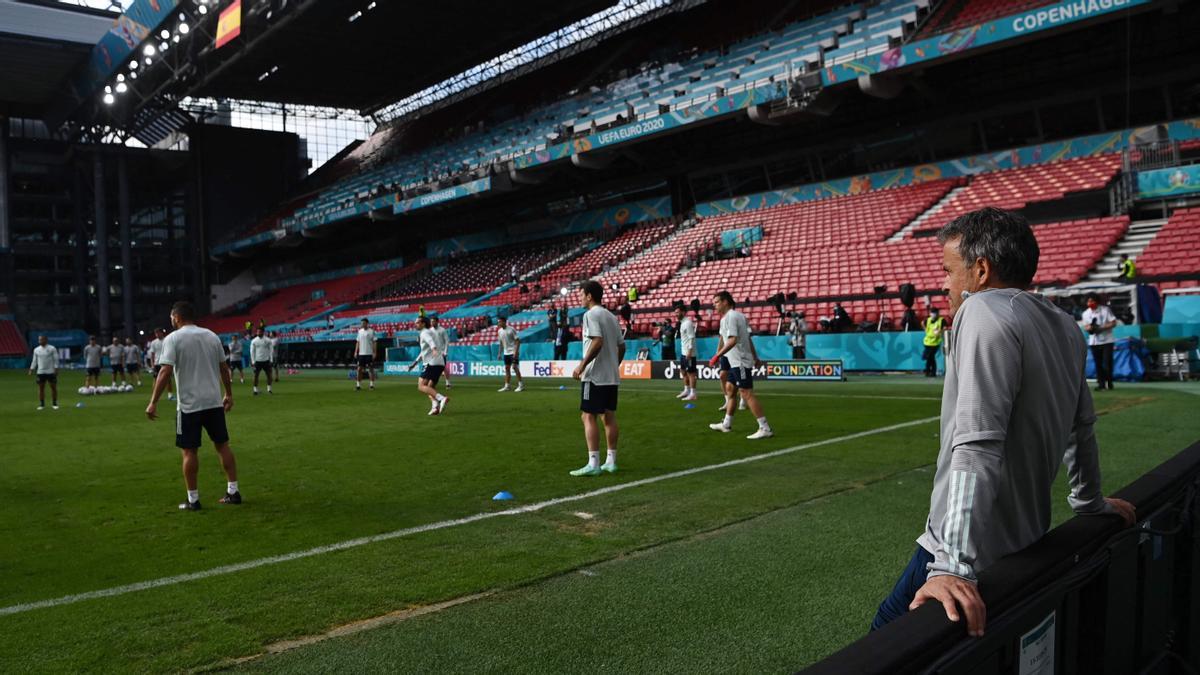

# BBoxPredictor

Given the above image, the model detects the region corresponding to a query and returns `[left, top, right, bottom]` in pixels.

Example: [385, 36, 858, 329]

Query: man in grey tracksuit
[871, 208, 1136, 636]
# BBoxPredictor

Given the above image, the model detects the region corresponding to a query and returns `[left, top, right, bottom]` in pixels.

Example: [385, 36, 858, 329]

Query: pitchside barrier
[383, 359, 846, 382]
[802, 440, 1200, 675]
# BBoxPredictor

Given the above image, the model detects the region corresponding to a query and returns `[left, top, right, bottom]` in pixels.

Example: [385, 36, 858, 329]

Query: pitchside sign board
[385, 359, 845, 382]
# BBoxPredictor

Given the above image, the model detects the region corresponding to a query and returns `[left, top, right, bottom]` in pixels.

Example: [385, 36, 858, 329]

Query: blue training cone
[684, 403, 695, 409]
[559, 385, 566, 390]
[75, 402, 85, 408]
[493, 491, 515, 501]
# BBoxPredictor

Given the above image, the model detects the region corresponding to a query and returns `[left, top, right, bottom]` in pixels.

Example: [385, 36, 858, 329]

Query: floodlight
[103, 93, 115, 105]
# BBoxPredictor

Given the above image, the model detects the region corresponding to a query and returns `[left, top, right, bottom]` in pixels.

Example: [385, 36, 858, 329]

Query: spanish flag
[216, 0, 242, 49]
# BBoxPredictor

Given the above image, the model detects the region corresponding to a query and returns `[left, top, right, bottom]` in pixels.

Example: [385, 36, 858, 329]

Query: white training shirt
[157, 324, 225, 414]
[124, 344, 141, 365]
[719, 309, 754, 369]
[268, 336, 279, 360]
[497, 326, 518, 356]
[148, 337, 164, 365]
[434, 326, 451, 357]
[30, 344, 58, 374]
[418, 328, 445, 366]
[1080, 306, 1117, 346]
[250, 336, 273, 363]
[356, 327, 376, 356]
[83, 344, 103, 368]
[581, 305, 624, 386]
[679, 317, 696, 356]
[107, 343, 124, 364]
[228, 337, 241, 360]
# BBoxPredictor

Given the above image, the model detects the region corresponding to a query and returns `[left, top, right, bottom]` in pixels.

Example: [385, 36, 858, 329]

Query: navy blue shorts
[718, 356, 731, 372]
[87, 367, 100, 376]
[229, 359, 242, 370]
[111, 365, 125, 374]
[871, 546, 934, 631]
[421, 365, 444, 385]
[357, 355, 374, 368]
[126, 363, 139, 373]
[679, 356, 698, 374]
[580, 381, 618, 414]
[36, 373, 57, 384]
[176, 407, 230, 450]
[254, 361, 271, 375]
[728, 364, 754, 389]
[503, 354, 519, 367]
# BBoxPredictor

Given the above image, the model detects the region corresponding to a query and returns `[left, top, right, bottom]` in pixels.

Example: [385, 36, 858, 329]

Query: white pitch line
[0, 415, 938, 618]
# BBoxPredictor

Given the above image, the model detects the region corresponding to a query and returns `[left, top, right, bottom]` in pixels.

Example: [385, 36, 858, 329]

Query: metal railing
[803, 440, 1200, 674]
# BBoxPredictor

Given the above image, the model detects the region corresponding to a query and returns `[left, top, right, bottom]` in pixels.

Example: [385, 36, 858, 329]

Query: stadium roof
[0, 0, 116, 118]
[188, 0, 615, 112]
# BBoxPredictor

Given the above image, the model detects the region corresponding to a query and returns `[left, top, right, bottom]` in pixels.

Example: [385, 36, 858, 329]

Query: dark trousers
[871, 546, 934, 631]
[1091, 343, 1115, 389]
[922, 345, 940, 377]
[554, 343, 567, 360]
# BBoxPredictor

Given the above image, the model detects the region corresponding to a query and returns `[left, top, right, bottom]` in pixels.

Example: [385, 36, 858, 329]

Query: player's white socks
[723, 415, 733, 428]
[187, 490, 199, 504]
[253, 387, 259, 393]
[227, 481, 238, 495]
[757, 416, 770, 431]
[267, 386, 273, 393]
[606, 449, 617, 465]
[436, 394, 447, 403]
[588, 451, 600, 469]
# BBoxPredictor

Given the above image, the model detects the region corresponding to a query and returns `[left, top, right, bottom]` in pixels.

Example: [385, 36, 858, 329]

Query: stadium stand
[0, 319, 25, 356]
[366, 236, 587, 304]
[201, 267, 410, 334]
[1137, 207, 1200, 278]
[536, 217, 682, 293]
[276, 3, 908, 238]
[918, 0, 1058, 37]
[910, 154, 1123, 233]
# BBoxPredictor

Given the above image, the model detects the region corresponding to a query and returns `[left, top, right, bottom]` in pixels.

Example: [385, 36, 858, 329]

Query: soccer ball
[122, 384, 133, 393]
[77, 386, 88, 395]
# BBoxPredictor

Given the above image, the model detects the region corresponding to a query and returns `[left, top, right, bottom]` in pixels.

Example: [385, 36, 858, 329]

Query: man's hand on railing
[1105, 497, 1137, 526]
[909, 575, 986, 638]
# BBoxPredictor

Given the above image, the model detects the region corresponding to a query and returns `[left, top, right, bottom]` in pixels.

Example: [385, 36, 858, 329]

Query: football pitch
[1, 369, 1198, 673]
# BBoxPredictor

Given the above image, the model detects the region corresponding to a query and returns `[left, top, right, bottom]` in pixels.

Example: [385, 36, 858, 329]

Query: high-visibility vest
[923, 316, 945, 347]
[1120, 259, 1136, 279]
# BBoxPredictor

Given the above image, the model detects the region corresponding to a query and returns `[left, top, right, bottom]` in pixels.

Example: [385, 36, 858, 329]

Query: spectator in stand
[619, 300, 633, 336]
[659, 319, 677, 361]
[327, 314, 335, 329]
[1081, 293, 1118, 391]
[789, 313, 807, 358]
[831, 303, 853, 333]
[553, 320, 572, 360]
[922, 307, 946, 377]
[1112, 254, 1136, 283]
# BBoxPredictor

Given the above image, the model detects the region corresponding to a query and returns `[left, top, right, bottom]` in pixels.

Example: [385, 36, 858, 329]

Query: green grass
[0, 369, 1196, 673]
